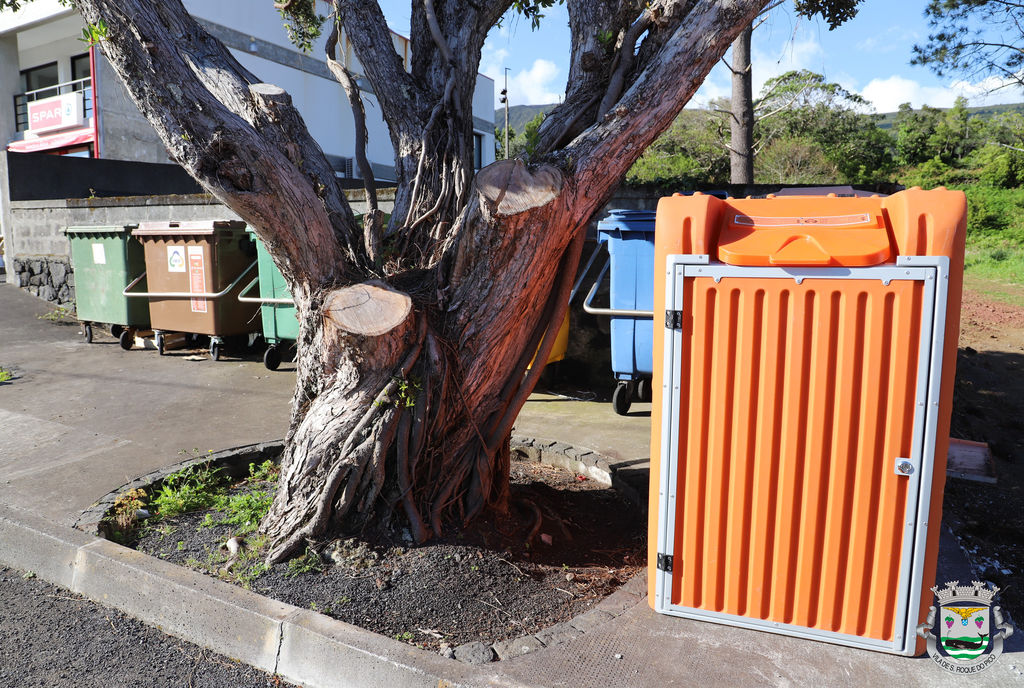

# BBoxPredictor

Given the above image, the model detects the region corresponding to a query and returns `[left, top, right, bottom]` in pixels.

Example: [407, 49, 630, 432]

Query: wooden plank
[946, 437, 997, 484]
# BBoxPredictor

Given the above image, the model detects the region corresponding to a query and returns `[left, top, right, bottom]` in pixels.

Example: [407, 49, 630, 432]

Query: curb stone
[73, 437, 647, 668]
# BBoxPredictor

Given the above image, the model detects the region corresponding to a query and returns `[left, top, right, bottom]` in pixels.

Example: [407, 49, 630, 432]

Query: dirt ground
[945, 283, 1024, 624]
[134, 457, 644, 656]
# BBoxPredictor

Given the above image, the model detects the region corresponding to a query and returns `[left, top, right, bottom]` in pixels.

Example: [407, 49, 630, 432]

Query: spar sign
[27, 93, 86, 134]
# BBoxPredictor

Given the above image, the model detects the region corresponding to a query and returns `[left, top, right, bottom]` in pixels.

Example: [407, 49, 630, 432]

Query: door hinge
[657, 553, 673, 573]
[665, 310, 682, 329]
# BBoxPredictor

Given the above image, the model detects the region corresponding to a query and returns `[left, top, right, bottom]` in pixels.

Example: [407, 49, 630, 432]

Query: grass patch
[964, 235, 1024, 287]
[201, 461, 279, 535]
[963, 273, 1024, 309]
[202, 490, 274, 535]
[104, 488, 147, 544]
[150, 462, 226, 519]
[285, 546, 324, 578]
[37, 304, 75, 322]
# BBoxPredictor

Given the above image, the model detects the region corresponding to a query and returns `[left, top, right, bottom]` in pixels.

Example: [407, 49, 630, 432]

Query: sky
[375, 1, 1024, 115]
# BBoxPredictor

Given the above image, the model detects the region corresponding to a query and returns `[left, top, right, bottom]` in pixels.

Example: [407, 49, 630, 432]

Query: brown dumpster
[128, 221, 259, 359]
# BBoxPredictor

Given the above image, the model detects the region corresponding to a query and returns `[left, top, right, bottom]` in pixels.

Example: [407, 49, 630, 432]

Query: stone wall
[9, 255, 74, 305]
[5, 189, 395, 307]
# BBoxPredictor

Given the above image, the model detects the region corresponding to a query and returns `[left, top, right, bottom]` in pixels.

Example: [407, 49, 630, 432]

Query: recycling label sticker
[167, 245, 186, 273]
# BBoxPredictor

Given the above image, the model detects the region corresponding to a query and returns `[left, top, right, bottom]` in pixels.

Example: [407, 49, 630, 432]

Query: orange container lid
[716, 199, 892, 267]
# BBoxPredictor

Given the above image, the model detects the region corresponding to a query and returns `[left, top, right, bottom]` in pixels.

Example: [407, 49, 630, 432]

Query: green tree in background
[626, 109, 730, 186]
[913, 0, 1024, 90]
[627, 69, 893, 187]
[495, 112, 545, 160]
[752, 69, 894, 183]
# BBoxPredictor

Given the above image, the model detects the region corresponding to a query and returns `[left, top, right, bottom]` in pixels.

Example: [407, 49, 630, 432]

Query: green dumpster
[240, 228, 298, 370]
[241, 214, 390, 370]
[64, 225, 149, 350]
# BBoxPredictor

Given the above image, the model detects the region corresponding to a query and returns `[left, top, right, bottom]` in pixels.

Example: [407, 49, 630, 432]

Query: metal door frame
[653, 254, 951, 655]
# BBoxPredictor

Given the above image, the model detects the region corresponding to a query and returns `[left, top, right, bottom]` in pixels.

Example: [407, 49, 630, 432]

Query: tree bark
[69, 0, 767, 564]
[730, 23, 755, 185]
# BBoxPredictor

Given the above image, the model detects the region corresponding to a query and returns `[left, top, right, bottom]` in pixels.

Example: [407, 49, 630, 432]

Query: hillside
[495, 103, 557, 133]
[875, 101, 1024, 129]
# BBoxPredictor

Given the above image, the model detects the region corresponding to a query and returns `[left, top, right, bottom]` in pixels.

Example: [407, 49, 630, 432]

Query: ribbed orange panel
[670, 276, 924, 641]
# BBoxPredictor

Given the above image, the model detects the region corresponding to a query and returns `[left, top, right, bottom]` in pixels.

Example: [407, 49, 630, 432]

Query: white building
[0, 0, 495, 176]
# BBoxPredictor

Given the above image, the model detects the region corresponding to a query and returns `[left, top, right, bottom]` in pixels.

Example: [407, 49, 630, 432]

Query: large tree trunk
[263, 161, 580, 562]
[72, 0, 768, 564]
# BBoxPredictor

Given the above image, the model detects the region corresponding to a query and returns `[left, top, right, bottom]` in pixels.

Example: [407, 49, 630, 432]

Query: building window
[71, 52, 93, 119]
[71, 53, 91, 82]
[19, 62, 59, 94]
[474, 133, 483, 170]
[15, 62, 60, 132]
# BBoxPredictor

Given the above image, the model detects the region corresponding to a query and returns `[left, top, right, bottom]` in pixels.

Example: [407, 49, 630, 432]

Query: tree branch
[597, 9, 655, 119]
[563, 0, 768, 213]
[73, 0, 359, 288]
[336, 0, 424, 142]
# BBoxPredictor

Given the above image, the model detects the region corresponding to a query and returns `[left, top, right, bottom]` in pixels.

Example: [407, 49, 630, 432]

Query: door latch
[895, 458, 915, 476]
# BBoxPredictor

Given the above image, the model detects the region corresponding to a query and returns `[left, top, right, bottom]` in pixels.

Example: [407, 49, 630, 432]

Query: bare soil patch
[132, 454, 644, 656]
[946, 282, 1024, 623]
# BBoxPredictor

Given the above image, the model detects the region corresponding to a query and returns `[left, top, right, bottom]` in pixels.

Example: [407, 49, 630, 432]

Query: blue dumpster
[593, 209, 657, 415]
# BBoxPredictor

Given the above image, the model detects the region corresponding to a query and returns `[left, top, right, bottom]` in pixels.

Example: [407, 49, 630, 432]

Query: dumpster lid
[133, 220, 247, 236]
[597, 209, 657, 234]
[64, 224, 137, 235]
[716, 199, 892, 267]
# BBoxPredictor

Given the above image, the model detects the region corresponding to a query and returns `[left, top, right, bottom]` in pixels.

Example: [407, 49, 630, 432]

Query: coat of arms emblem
[917, 580, 1014, 673]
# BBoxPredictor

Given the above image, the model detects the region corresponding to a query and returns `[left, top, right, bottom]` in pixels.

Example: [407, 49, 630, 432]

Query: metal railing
[122, 262, 257, 300]
[13, 77, 93, 132]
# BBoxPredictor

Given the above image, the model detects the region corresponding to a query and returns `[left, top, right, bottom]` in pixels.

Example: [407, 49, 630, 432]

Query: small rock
[326, 538, 378, 569]
[493, 635, 545, 660]
[135, 508, 151, 520]
[453, 641, 494, 665]
[565, 572, 575, 582]
[540, 533, 553, 545]
[534, 621, 583, 647]
[438, 643, 454, 659]
[569, 608, 613, 633]
[223, 537, 243, 555]
[614, 653, 623, 660]
[402, 528, 413, 543]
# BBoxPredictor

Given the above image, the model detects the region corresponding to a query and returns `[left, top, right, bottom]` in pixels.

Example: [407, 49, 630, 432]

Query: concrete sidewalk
[0, 279, 1020, 687]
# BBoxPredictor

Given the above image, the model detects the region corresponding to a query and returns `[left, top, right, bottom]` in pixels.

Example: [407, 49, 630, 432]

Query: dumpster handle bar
[582, 256, 655, 318]
[237, 277, 296, 305]
[122, 261, 258, 299]
[568, 241, 604, 305]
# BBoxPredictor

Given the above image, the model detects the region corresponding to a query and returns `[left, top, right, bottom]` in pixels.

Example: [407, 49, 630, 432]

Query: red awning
[7, 127, 94, 153]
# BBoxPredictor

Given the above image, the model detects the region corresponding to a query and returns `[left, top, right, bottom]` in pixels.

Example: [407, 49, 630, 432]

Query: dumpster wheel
[637, 378, 652, 404]
[263, 344, 281, 371]
[110, 324, 124, 339]
[612, 381, 634, 416]
[156, 333, 165, 356]
[118, 329, 134, 351]
[209, 340, 222, 361]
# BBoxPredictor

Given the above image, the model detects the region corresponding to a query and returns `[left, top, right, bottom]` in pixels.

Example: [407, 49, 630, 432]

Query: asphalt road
[0, 566, 291, 688]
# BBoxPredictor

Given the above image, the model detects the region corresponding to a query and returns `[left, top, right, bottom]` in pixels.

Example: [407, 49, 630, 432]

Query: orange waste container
[648, 187, 966, 655]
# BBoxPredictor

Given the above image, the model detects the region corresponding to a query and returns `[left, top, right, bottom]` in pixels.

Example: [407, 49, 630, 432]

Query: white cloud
[859, 74, 1024, 112]
[507, 59, 562, 105]
[691, 31, 826, 108]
